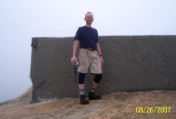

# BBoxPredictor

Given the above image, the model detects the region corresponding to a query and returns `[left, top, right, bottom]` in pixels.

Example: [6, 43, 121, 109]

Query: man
[71, 12, 104, 105]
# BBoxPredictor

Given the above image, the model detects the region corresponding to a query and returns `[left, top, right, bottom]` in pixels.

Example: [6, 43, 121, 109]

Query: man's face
[84, 13, 94, 25]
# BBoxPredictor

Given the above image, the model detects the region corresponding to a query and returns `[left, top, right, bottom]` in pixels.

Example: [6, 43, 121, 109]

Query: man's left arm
[96, 43, 104, 64]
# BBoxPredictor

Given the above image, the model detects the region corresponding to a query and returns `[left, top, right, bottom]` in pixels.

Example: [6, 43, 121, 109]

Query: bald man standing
[71, 12, 104, 105]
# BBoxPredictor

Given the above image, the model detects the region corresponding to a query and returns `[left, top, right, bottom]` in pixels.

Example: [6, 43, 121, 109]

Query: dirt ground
[0, 88, 175, 119]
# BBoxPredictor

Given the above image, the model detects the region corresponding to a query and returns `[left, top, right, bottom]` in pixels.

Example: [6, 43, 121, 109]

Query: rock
[0, 89, 176, 119]
[30, 36, 176, 102]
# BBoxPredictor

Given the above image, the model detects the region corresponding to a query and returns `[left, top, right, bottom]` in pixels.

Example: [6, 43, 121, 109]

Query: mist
[0, 0, 176, 103]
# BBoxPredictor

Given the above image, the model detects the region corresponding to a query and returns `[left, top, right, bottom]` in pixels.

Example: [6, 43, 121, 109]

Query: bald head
[85, 12, 94, 18]
[84, 12, 94, 26]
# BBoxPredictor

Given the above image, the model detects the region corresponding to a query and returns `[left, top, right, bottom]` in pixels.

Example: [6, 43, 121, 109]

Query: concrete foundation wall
[30, 36, 176, 102]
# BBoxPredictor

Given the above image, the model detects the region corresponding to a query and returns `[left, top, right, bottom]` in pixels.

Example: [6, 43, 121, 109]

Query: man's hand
[71, 56, 77, 65]
[100, 56, 104, 64]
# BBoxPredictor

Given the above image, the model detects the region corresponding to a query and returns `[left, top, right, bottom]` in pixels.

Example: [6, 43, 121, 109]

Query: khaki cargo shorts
[78, 48, 102, 74]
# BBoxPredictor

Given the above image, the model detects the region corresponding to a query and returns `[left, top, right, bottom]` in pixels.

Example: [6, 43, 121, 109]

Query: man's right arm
[71, 40, 79, 62]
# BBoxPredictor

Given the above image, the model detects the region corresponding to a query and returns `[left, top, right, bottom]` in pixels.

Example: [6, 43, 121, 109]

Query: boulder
[30, 36, 176, 102]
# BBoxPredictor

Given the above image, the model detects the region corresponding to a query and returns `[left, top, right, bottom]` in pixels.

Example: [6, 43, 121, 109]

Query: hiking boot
[80, 95, 89, 105]
[88, 92, 102, 100]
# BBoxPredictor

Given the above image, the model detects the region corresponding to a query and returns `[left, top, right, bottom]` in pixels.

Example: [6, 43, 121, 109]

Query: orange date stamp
[136, 106, 171, 114]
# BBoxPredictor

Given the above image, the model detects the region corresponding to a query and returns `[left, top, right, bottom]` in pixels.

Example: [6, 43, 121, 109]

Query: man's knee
[78, 73, 86, 84]
[93, 74, 102, 83]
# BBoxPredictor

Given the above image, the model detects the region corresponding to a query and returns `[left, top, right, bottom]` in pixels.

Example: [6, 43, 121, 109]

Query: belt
[84, 48, 96, 51]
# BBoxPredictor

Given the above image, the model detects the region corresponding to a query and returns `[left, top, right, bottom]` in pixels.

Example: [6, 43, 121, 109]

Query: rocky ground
[0, 88, 175, 119]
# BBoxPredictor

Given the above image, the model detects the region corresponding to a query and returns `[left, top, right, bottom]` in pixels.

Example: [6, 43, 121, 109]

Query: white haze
[0, 0, 176, 103]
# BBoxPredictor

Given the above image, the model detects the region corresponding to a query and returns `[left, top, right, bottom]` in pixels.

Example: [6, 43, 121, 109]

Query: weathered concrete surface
[30, 36, 176, 102]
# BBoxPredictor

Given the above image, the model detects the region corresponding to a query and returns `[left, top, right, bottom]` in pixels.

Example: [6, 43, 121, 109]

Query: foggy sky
[0, 0, 176, 103]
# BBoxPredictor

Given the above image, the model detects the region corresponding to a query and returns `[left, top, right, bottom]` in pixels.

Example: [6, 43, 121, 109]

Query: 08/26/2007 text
[136, 106, 171, 114]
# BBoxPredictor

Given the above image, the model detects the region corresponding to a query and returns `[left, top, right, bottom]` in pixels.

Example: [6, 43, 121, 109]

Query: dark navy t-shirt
[74, 26, 98, 49]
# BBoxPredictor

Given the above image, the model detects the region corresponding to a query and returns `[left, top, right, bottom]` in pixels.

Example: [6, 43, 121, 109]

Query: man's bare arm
[96, 42, 102, 57]
[71, 40, 79, 63]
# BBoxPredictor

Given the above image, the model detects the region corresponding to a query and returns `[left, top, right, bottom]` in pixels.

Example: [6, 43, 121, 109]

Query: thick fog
[0, 0, 176, 103]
